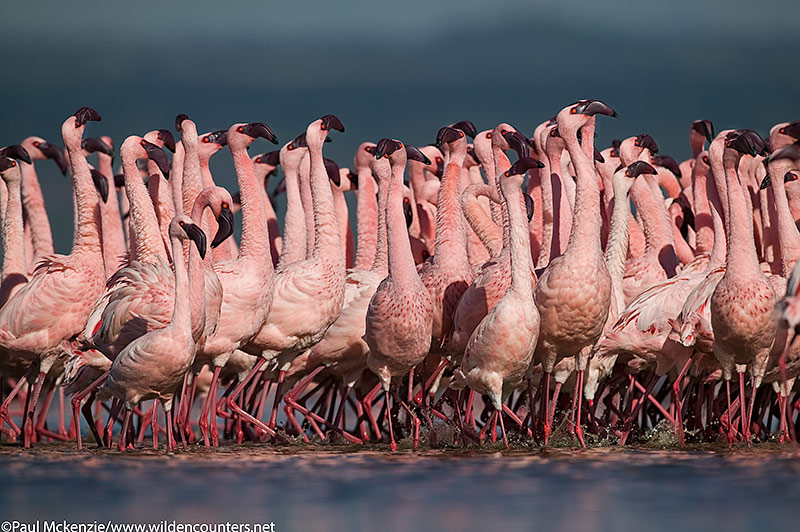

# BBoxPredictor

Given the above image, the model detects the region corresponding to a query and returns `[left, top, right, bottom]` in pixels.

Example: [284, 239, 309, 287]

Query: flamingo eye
[486, 132, 493, 139]
[202, 137, 210, 143]
[179, 221, 185, 227]
[237, 126, 244, 133]
[10, 161, 16, 167]
[625, 171, 631, 177]
[703, 156, 709, 164]
[321, 124, 327, 130]
[222, 202, 229, 209]
[570, 108, 577, 114]
[33, 141, 40, 147]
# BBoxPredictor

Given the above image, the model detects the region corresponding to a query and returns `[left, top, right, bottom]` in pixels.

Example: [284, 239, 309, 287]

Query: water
[2, 444, 799, 532]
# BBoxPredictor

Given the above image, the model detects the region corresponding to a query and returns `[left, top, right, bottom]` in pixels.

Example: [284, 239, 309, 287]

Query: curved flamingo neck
[168, 232, 193, 335]
[277, 150, 307, 268]
[692, 158, 714, 255]
[386, 157, 418, 286]
[561, 123, 602, 257]
[490, 144, 512, 250]
[462, 183, 502, 258]
[354, 165, 378, 271]
[64, 126, 103, 257]
[230, 139, 270, 261]
[181, 122, 202, 218]
[170, 143, 185, 214]
[121, 145, 167, 262]
[723, 150, 761, 274]
[500, 176, 533, 293]
[1, 171, 26, 278]
[97, 153, 126, 275]
[299, 155, 315, 257]
[331, 186, 351, 265]
[370, 159, 390, 276]
[308, 138, 343, 262]
[605, 177, 634, 312]
[19, 161, 54, 258]
[705, 172, 727, 269]
[545, 137, 572, 261]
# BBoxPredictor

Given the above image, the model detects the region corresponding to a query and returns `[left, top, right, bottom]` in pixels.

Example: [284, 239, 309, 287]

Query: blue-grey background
[1, 0, 798, 252]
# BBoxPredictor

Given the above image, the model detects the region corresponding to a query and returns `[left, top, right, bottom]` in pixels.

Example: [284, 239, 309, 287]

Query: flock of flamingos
[1, 100, 800, 453]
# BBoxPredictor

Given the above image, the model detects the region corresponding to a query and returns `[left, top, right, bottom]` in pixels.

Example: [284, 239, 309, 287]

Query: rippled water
[2, 443, 799, 532]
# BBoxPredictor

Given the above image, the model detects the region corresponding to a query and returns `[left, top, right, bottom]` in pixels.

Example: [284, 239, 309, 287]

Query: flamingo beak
[1, 145, 31, 165]
[692, 120, 715, 143]
[90, 168, 109, 203]
[158, 130, 176, 153]
[406, 145, 431, 165]
[242, 123, 278, 144]
[451, 120, 477, 139]
[324, 158, 341, 186]
[435, 127, 461, 148]
[321, 114, 345, 133]
[143, 141, 171, 179]
[73, 107, 102, 127]
[524, 192, 534, 222]
[183, 222, 207, 259]
[403, 198, 413, 228]
[81, 138, 114, 157]
[38, 142, 68, 175]
[175, 114, 190, 133]
[211, 203, 234, 249]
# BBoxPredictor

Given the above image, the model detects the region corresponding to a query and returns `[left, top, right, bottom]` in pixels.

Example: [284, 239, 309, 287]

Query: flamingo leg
[574, 370, 586, 448]
[71, 371, 109, 449]
[22, 372, 47, 448]
[0, 365, 35, 440]
[619, 375, 658, 446]
[268, 370, 286, 431]
[385, 389, 397, 451]
[117, 407, 133, 452]
[198, 366, 222, 446]
[738, 372, 749, 443]
[361, 382, 384, 440]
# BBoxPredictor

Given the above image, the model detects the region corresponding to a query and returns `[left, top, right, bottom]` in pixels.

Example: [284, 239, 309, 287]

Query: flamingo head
[0, 144, 31, 165]
[144, 129, 175, 153]
[355, 142, 377, 170]
[172, 215, 207, 260]
[417, 145, 442, 177]
[205, 187, 235, 249]
[199, 129, 229, 160]
[653, 155, 681, 180]
[449, 120, 477, 139]
[229, 122, 278, 151]
[81, 137, 114, 159]
[0, 156, 19, 180]
[691, 120, 715, 144]
[493, 123, 529, 159]
[557, 100, 616, 133]
[22, 136, 68, 175]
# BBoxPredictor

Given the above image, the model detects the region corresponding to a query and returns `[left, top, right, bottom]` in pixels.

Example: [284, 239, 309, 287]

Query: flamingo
[533, 100, 615, 446]
[352, 142, 381, 271]
[364, 138, 434, 451]
[0, 108, 107, 448]
[232, 115, 346, 435]
[710, 129, 777, 445]
[97, 215, 207, 451]
[189, 121, 278, 445]
[18, 137, 67, 269]
[252, 150, 282, 265]
[458, 157, 543, 448]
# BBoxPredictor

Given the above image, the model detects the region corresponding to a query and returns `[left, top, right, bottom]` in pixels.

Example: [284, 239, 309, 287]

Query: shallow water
[1, 443, 799, 532]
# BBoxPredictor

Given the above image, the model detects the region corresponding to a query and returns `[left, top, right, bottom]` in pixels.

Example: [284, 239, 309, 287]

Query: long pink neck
[723, 150, 761, 275]
[277, 152, 307, 268]
[332, 186, 352, 266]
[544, 138, 572, 264]
[432, 144, 469, 264]
[299, 156, 315, 257]
[370, 159, 390, 276]
[19, 161, 54, 259]
[170, 143, 185, 215]
[605, 179, 633, 312]
[147, 163, 175, 263]
[769, 159, 800, 276]
[562, 123, 602, 258]
[231, 141, 271, 260]
[309, 140, 343, 263]
[462, 183, 502, 257]
[254, 165, 281, 265]
[354, 165, 378, 270]
[121, 148, 167, 262]
[2, 172, 26, 278]
[168, 232, 192, 337]
[490, 145, 512, 251]
[66, 129, 103, 257]
[630, 176, 679, 276]
[501, 176, 534, 293]
[199, 153, 217, 189]
[705, 170, 727, 269]
[181, 123, 202, 218]
[692, 159, 714, 255]
[387, 157, 419, 287]
[97, 154, 126, 275]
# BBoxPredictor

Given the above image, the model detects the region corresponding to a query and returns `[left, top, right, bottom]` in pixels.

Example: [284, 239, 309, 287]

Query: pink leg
[225, 358, 284, 441]
[253, 378, 272, 441]
[361, 382, 384, 440]
[137, 402, 156, 443]
[672, 358, 693, 446]
[0, 365, 34, 440]
[117, 408, 133, 452]
[391, 389, 420, 448]
[546, 381, 563, 437]
[738, 372, 750, 443]
[619, 376, 658, 446]
[745, 379, 758, 446]
[631, 378, 675, 425]
[152, 404, 159, 450]
[23, 372, 47, 448]
[575, 370, 585, 448]
[268, 370, 286, 431]
[58, 388, 68, 438]
[71, 371, 109, 450]
[198, 366, 222, 446]
[498, 408, 509, 449]
[165, 407, 176, 451]
[726, 380, 734, 448]
[542, 372, 552, 444]
[104, 399, 123, 447]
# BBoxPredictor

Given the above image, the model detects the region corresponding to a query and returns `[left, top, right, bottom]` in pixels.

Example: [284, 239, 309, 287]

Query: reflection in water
[1, 446, 799, 532]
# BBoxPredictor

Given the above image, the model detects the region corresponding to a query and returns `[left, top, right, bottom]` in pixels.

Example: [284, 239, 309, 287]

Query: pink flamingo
[443, 124, 530, 361]
[252, 150, 282, 265]
[364, 138, 433, 451]
[458, 157, 543, 448]
[97, 215, 207, 451]
[0, 108, 107, 447]
[533, 100, 615, 446]
[232, 116, 346, 435]
[189, 121, 278, 445]
[17, 137, 67, 268]
[352, 142, 380, 271]
[710, 130, 777, 445]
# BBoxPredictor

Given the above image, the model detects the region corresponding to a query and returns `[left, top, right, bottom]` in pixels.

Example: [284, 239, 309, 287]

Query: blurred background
[1, 0, 798, 252]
